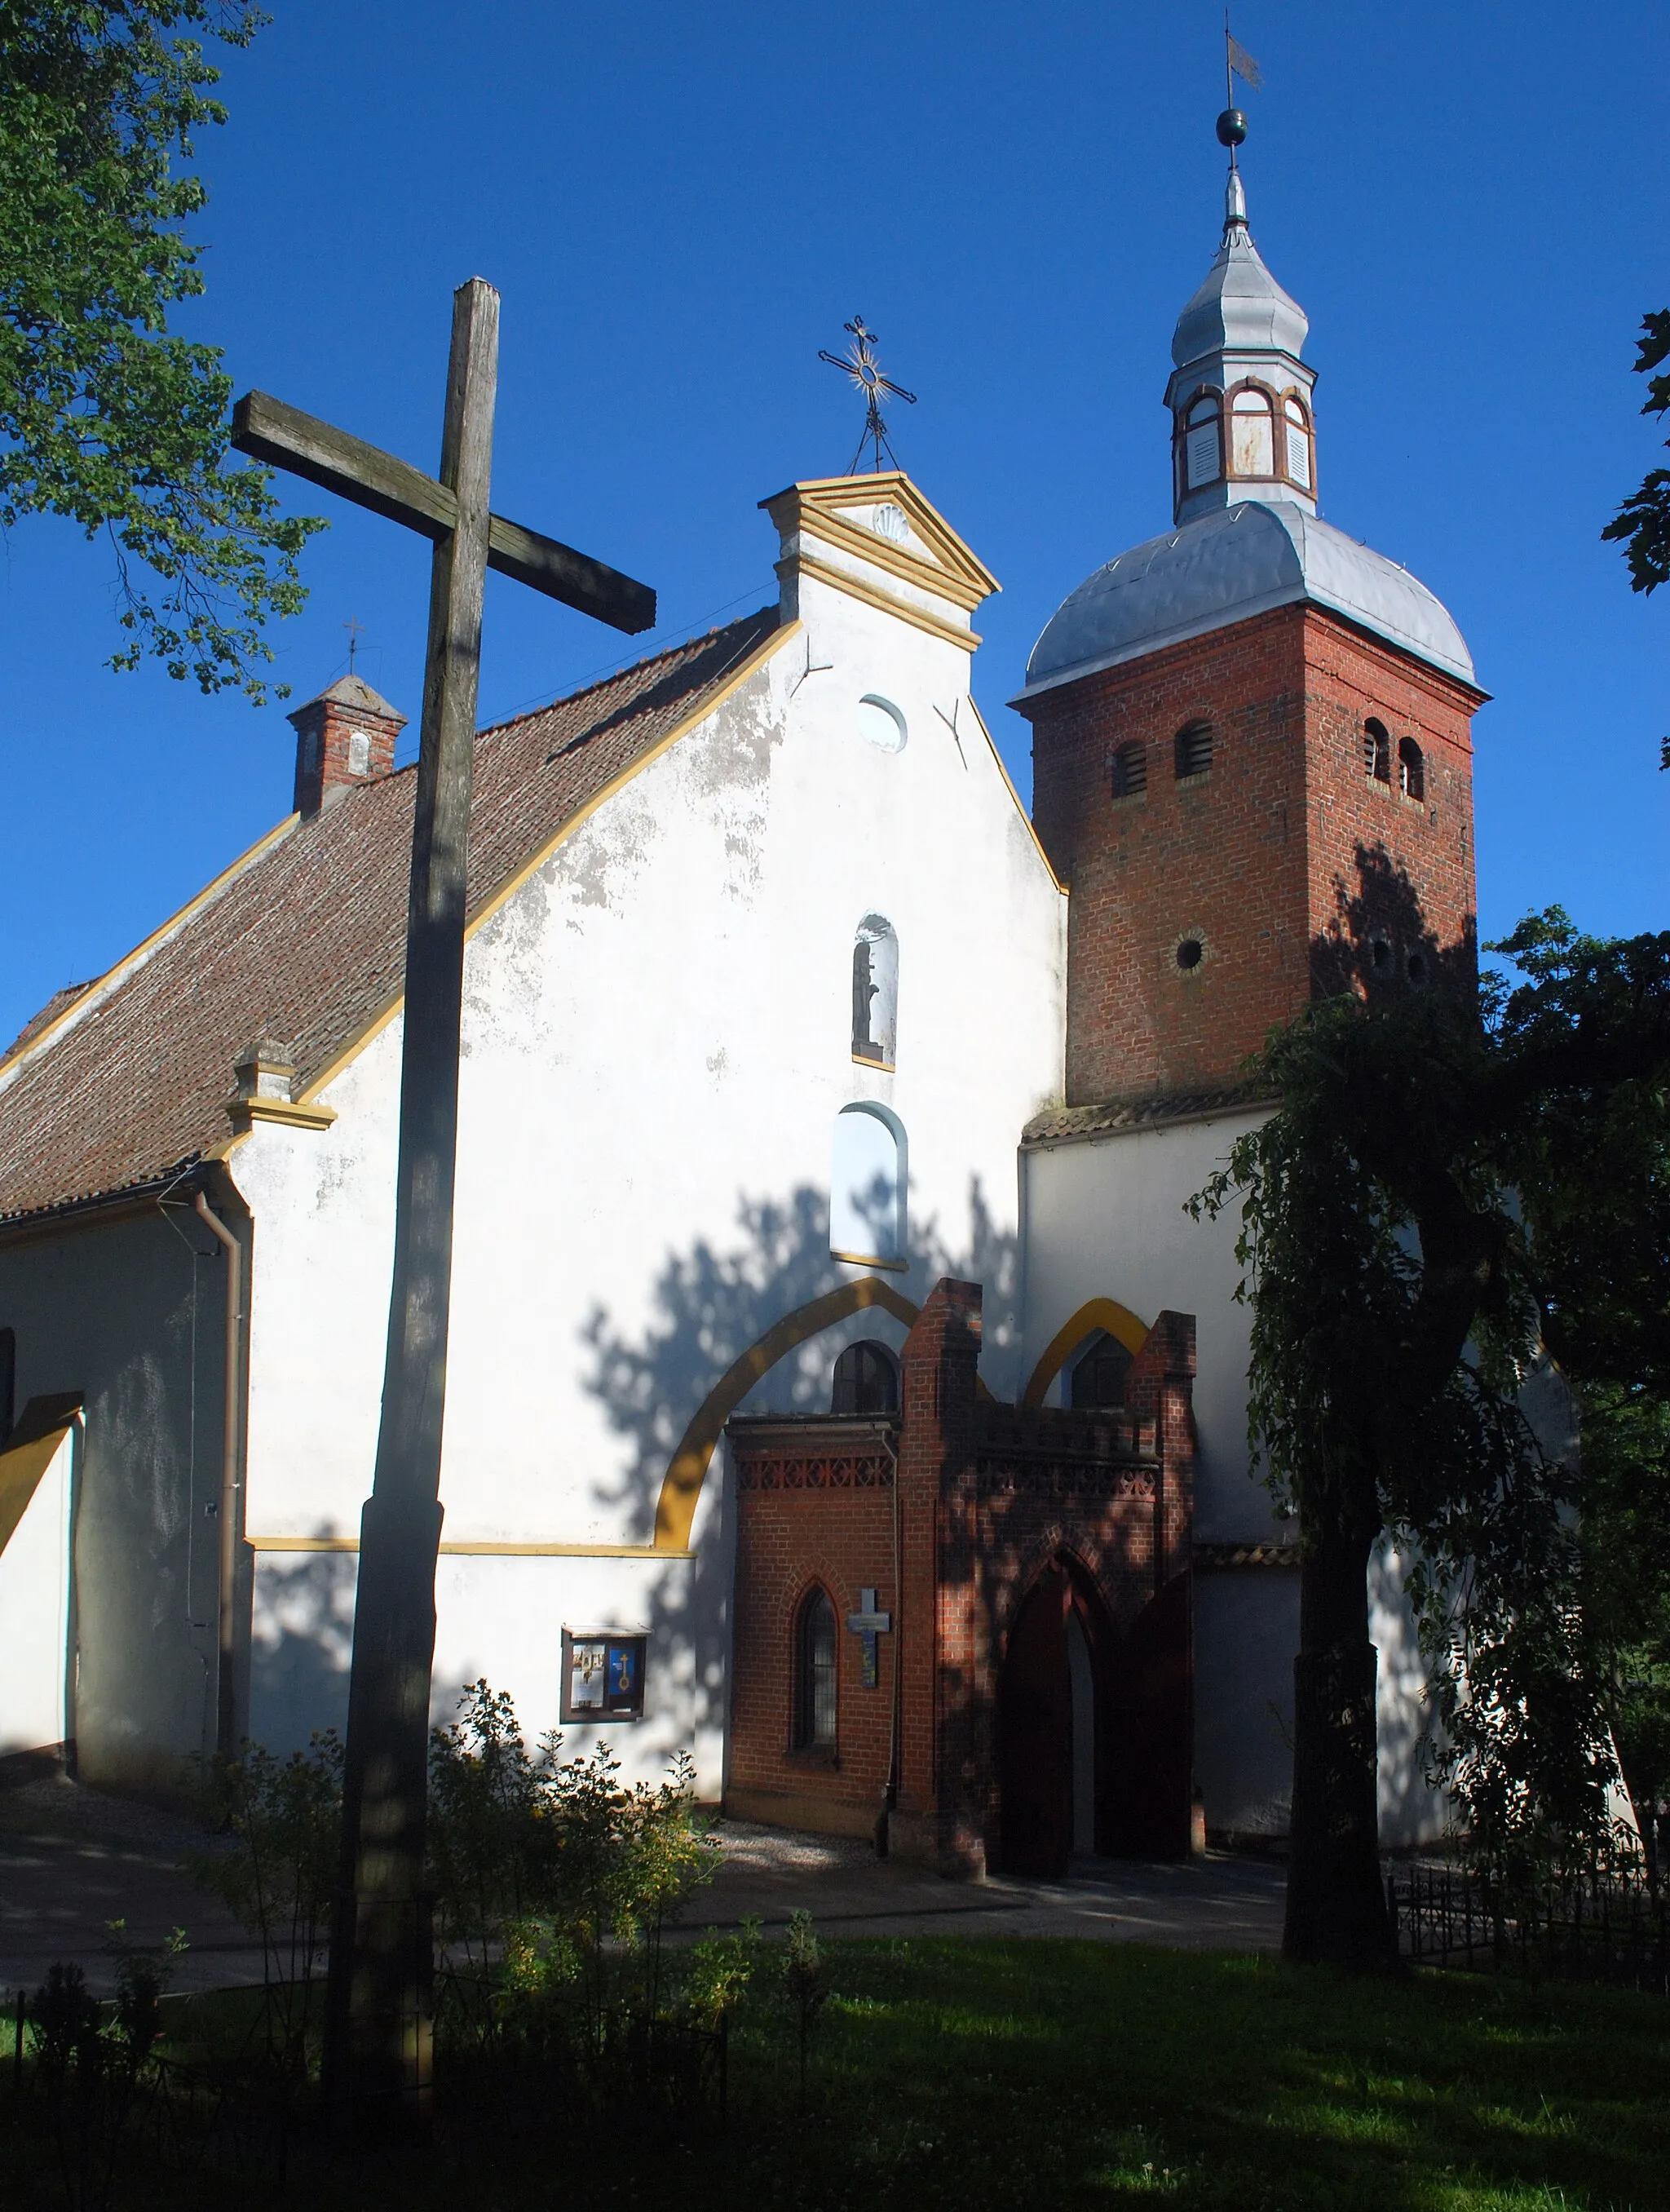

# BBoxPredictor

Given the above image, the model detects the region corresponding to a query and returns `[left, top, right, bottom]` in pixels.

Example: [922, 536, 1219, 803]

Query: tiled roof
[2, 983, 94, 1064]
[0, 609, 780, 1225]
[1022, 1086, 1267, 1148]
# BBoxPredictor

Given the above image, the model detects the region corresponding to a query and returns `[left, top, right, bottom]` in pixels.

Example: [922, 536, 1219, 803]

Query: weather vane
[343, 615, 364, 675]
[1219, 15, 1261, 164]
[819, 316, 917, 475]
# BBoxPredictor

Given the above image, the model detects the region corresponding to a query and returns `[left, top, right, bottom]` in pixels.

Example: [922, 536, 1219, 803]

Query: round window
[858, 695, 908, 753]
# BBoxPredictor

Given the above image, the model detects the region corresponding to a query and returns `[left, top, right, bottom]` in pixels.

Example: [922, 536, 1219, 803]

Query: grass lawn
[6, 1939, 1668, 2210]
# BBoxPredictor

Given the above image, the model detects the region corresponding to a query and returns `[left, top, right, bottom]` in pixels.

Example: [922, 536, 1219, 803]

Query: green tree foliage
[1194, 910, 1670, 1960]
[1602, 309, 1670, 767]
[0, 0, 321, 700]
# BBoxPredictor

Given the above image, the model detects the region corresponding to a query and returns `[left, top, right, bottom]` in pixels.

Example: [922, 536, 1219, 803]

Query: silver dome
[1017, 500, 1477, 701]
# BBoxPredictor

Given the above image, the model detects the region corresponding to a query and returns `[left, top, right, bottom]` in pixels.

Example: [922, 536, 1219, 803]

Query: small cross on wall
[846, 1586, 892, 1690]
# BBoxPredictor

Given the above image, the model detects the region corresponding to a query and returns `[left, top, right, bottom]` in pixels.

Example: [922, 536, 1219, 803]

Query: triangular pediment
[760, 472, 1001, 617]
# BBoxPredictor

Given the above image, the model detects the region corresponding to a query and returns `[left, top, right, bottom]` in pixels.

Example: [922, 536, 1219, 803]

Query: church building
[0, 155, 1483, 1874]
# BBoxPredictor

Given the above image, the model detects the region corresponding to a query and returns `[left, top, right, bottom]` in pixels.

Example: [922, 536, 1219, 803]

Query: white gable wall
[233, 565, 1067, 1789]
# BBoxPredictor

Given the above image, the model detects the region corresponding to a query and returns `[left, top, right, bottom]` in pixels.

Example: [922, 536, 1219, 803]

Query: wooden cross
[846, 1586, 893, 1690]
[231, 278, 654, 2130]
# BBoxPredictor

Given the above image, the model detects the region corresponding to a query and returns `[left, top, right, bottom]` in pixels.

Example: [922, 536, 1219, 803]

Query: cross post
[846, 1586, 893, 1690]
[232, 277, 653, 2134]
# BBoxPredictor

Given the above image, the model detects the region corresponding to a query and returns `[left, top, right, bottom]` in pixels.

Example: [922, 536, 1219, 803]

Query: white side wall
[0, 1425, 76, 1757]
[236, 568, 1067, 1786]
[0, 1209, 232, 1790]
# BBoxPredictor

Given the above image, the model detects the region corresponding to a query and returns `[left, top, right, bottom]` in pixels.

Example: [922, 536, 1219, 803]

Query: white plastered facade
[229, 483, 1067, 1791]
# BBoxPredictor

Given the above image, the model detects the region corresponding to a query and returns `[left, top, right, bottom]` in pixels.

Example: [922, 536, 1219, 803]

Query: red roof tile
[0, 609, 780, 1224]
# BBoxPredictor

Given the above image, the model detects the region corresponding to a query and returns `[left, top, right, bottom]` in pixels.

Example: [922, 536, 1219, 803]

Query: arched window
[795, 1587, 838, 1750]
[1398, 737, 1425, 802]
[1283, 394, 1313, 490]
[1363, 719, 1391, 785]
[830, 1103, 907, 1267]
[1230, 387, 1275, 479]
[831, 1339, 899, 1416]
[1174, 720, 1213, 781]
[1111, 741, 1147, 801]
[1069, 1329, 1132, 1409]
[851, 916, 898, 1067]
[1180, 391, 1222, 492]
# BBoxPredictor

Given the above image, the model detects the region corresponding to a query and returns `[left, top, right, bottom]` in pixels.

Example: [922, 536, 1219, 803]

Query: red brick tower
[1012, 166, 1487, 1108]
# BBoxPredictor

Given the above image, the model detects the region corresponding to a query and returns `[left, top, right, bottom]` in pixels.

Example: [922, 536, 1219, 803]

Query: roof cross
[820, 316, 917, 475]
[231, 279, 655, 2133]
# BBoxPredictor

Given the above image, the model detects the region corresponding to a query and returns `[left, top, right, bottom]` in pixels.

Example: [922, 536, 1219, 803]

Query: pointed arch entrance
[998, 1555, 1111, 1877]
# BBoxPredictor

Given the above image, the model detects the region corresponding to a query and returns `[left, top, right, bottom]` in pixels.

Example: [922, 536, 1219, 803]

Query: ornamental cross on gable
[846, 1586, 893, 1689]
[820, 315, 917, 474]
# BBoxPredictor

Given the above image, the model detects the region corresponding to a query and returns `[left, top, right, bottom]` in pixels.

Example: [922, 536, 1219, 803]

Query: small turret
[1165, 150, 1317, 526]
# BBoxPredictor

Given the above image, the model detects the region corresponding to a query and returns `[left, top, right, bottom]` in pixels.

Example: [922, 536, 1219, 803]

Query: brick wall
[1018, 604, 1482, 1104]
[727, 1280, 1198, 1872]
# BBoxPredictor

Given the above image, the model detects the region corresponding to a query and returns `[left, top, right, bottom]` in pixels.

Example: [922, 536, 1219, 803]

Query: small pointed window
[1069, 1329, 1132, 1409]
[1182, 392, 1222, 491]
[1283, 395, 1312, 490]
[1174, 720, 1213, 781]
[795, 1588, 838, 1750]
[1398, 738, 1425, 802]
[851, 917, 899, 1067]
[1111, 741, 1147, 800]
[1230, 387, 1275, 478]
[831, 1339, 899, 1416]
[1364, 719, 1391, 785]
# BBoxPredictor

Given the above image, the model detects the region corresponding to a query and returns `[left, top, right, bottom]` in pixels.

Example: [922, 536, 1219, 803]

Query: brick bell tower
[1012, 152, 1488, 1108]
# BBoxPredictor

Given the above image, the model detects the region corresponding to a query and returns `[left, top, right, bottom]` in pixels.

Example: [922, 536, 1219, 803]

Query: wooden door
[998, 1564, 1071, 1877]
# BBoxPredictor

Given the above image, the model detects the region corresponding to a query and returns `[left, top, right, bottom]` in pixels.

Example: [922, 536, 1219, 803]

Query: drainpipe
[193, 1192, 244, 1760]
[881, 1422, 902, 1849]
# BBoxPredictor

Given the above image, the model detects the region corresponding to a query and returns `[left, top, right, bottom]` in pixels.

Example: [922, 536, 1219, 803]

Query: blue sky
[2, 0, 1665, 1049]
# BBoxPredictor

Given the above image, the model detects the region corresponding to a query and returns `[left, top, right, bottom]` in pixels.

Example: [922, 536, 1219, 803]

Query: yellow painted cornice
[247, 1533, 694, 1559]
[780, 552, 981, 653]
[963, 695, 1067, 891]
[761, 471, 1001, 610]
[225, 1096, 338, 1135]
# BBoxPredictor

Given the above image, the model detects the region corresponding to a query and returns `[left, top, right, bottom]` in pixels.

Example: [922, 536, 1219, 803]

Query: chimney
[286, 675, 406, 816]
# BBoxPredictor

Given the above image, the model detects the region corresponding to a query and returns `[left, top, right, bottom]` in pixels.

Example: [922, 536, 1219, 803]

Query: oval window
[858, 695, 908, 753]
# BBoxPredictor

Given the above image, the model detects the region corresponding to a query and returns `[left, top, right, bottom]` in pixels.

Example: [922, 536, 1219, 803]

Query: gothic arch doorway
[998, 1556, 1111, 1877]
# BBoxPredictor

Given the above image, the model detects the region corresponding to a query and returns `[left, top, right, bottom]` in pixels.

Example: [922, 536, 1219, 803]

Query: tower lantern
[1167, 163, 1317, 525]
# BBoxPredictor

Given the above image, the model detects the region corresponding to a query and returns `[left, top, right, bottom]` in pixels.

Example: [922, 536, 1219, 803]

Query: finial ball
[1216, 107, 1248, 148]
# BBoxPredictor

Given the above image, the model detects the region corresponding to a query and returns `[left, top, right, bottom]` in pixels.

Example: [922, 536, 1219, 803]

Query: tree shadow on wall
[575, 1178, 1020, 1776]
[1310, 841, 1478, 1001]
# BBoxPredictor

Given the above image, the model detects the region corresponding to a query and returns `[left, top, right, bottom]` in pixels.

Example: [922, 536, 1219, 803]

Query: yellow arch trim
[653, 1278, 920, 1551]
[1021, 1297, 1151, 1409]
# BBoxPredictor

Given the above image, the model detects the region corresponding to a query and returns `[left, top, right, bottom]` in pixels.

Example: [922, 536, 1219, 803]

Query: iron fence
[1386, 1860, 1670, 1996]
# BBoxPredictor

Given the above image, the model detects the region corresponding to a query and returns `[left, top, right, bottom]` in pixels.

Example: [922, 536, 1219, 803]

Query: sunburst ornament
[819, 315, 917, 475]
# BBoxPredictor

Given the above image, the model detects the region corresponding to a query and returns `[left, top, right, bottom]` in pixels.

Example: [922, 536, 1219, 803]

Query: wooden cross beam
[232, 392, 654, 634]
[230, 279, 655, 2135]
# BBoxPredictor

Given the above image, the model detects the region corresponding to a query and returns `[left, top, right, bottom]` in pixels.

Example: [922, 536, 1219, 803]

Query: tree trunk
[1283, 1506, 1397, 1967]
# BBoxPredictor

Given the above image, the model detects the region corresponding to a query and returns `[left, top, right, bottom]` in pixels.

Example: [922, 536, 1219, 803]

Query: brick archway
[1022, 1297, 1151, 1408]
[652, 1279, 919, 1550]
[998, 1551, 1114, 1877]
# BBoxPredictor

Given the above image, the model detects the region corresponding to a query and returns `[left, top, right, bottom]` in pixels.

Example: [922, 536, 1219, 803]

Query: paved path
[0, 1781, 1285, 1997]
